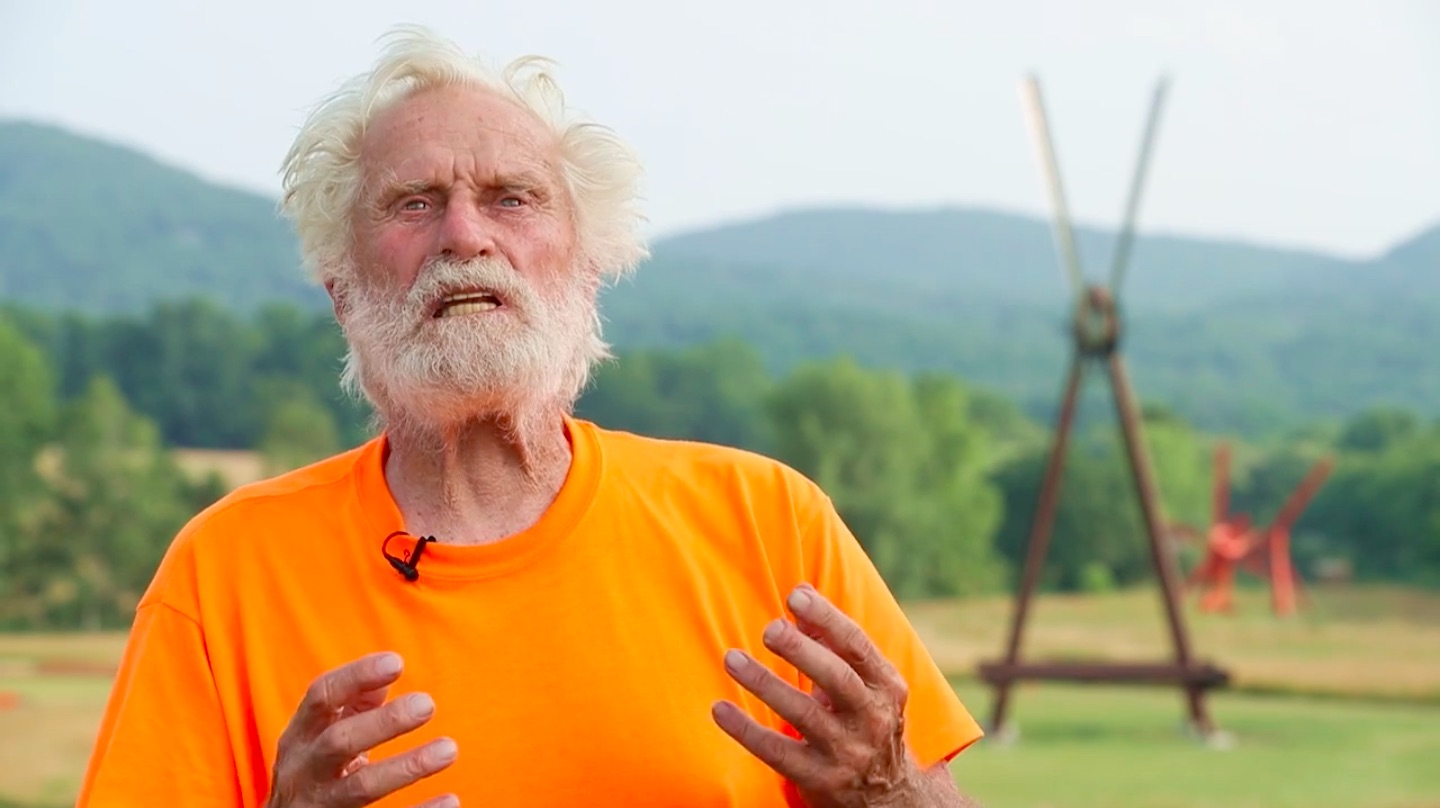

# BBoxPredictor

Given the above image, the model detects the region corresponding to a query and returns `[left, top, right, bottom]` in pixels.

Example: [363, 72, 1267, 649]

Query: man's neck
[381, 411, 573, 546]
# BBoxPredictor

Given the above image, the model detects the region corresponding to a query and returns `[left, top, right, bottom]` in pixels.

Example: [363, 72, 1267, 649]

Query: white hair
[278, 24, 649, 285]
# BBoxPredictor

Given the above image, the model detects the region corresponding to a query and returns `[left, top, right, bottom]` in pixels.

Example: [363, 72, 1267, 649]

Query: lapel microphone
[381, 531, 436, 582]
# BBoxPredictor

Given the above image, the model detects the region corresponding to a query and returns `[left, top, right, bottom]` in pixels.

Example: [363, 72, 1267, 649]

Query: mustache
[402, 256, 536, 312]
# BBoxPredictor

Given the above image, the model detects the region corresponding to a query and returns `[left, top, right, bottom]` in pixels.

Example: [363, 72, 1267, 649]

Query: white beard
[335, 255, 610, 442]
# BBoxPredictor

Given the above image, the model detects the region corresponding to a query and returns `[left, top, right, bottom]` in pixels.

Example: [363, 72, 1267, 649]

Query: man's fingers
[711, 700, 821, 786]
[786, 584, 905, 695]
[329, 736, 459, 808]
[337, 684, 393, 720]
[722, 649, 839, 746]
[759, 617, 869, 713]
[296, 652, 405, 737]
[310, 692, 438, 776]
[339, 752, 369, 778]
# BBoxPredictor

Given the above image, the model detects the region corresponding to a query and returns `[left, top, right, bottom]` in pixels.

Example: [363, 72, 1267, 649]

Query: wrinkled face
[332, 83, 606, 430]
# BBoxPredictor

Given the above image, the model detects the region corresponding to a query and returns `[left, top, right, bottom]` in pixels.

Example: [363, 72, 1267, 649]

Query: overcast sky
[1, 0, 1436, 258]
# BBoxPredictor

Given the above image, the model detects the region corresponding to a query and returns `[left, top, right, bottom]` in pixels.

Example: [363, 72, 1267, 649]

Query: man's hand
[712, 583, 965, 807]
[266, 652, 459, 808]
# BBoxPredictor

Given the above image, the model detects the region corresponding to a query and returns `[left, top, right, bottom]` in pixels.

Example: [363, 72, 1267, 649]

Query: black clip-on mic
[382, 531, 435, 582]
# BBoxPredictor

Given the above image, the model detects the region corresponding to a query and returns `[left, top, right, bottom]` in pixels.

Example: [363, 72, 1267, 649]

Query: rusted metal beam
[1108, 350, 1216, 732]
[979, 661, 1230, 688]
[988, 352, 1087, 733]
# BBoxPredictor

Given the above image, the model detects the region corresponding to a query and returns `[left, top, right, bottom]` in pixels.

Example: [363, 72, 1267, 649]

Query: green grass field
[948, 682, 1440, 808]
[2, 586, 1437, 807]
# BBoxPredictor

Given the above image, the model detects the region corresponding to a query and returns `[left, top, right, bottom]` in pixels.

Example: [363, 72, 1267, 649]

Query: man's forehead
[360, 84, 559, 177]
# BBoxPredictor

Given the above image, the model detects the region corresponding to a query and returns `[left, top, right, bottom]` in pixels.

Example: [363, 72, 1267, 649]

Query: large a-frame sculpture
[978, 75, 1230, 739]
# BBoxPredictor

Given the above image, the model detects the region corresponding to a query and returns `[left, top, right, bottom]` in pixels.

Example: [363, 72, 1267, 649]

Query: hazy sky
[1, 0, 1436, 258]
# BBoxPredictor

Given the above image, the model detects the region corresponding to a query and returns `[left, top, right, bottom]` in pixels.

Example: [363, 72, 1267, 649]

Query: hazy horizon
[2, 0, 1436, 260]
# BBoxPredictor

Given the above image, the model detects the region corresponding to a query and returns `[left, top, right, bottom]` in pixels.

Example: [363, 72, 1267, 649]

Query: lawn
[0, 670, 113, 807]
[908, 584, 1440, 703]
[2, 585, 1437, 807]
[948, 681, 1440, 808]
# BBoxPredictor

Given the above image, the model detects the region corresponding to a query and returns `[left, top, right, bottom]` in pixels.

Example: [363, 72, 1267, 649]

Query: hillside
[651, 206, 1361, 314]
[0, 120, 1388, 317]
[602, 212, 1439, 430]
[0, 120, 325, 312]
[2, 119, 1437, 432]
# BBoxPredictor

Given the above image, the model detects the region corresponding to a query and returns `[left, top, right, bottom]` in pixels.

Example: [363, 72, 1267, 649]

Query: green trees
[766, 360, 1005, 598]
[1307, 417, 1440, 585]
[1, 296, 1438, 630]
[6, 300, 372, 452]
[259, 393, 342, 477]
[999, 405, 1217, 594]
[0, 315, 59, 624]
[991, 430, 1151, 593]
[28, 378, 198, 628]
[577, 338, 774, 451]
[0, 317, 217, 629]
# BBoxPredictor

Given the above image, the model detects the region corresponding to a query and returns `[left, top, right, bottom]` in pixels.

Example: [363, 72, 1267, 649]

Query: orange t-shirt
[78, 417, 982, 807]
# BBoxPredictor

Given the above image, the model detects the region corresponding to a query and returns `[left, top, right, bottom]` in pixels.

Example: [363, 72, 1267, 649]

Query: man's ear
[324, 277, 348, 324]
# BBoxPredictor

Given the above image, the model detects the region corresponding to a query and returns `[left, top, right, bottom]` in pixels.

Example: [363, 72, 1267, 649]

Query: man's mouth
[434, 291, 502, 318]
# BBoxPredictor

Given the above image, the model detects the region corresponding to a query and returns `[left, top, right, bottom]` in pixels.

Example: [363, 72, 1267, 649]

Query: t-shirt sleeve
[798, 486, 984, 769]
[76, 600, 245, 807]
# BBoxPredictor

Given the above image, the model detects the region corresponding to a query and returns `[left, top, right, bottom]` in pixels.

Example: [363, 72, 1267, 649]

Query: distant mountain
[601, 210, 1438, 431]
[651, 206, 1359, 314]
[2, 119, 1437, 433]
[1382, 222, 1440, 268]
[0, 120, 324, 313]
[0, 120, 1375, 317]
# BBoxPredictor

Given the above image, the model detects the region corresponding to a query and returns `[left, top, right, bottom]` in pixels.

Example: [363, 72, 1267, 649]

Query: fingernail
[431, 737, 458, 764]
[724, 649, 748, 672]
[437, 796, 460, 808]
[763, 618, 785, 644]
[375, 653, 403, 676]
[788, 587, 812, 613]
[406, 693, 435, 719]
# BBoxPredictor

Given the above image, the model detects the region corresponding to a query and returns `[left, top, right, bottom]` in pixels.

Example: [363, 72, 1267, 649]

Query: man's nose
[436, 199, 496, 261]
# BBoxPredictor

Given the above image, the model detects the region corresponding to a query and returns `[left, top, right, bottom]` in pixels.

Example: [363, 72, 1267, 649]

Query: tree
[259, 391, 343, 476]
[1336, 407, 1422, 454]
[1141, 407, 1214, 532]
[104, 298, 262, 447]
[766, 358, 1005, 598]
[1307, 423, 1440, 584]
[899, 373, 1006, 596]
[0, 314, 56, 498]
[989, 404, 1218, 593]
[578, 338, 773, 452]
[251, 303, 373, 446]
[18, 376, 196, 629]
[0, 316, 59, 624]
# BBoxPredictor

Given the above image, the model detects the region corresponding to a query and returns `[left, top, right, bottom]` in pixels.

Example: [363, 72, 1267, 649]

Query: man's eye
[499, 197, 524, 208]
[401, 199, 429, 211]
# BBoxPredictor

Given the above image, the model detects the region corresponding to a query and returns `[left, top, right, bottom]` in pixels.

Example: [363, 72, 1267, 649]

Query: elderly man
[77, 26, 983, 808]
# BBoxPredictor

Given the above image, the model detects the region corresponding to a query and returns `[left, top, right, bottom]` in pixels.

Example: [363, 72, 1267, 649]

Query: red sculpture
[1185, 443, 1334, 616]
